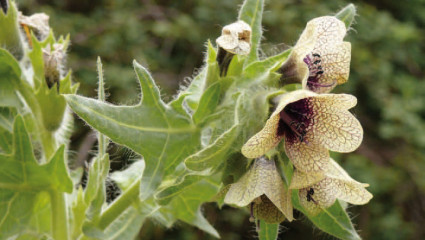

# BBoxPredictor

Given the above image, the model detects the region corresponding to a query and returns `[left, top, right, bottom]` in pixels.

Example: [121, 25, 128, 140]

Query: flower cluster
[222, 16, 372, 222]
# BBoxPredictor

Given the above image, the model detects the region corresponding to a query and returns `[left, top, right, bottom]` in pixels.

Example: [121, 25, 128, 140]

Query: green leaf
[65, 61, 201, 201]
[103, 206, 147, 240]
[192, 77, 234, 125]
[185, 93, 241, 171]
[110, 161, 177, 229]
[0, 48, 22, 107]
[111, 160, 145, 191]
[292, 191, 361, 240]
[238, 0, 264, 65]
[0, 1, 23, 59]
[0, 107, 16, 152]
[35, 83, 67, 131]
[258, 220, 279, 240]
[242, 49, 292, 85]
[183, 41, 216, 110]
[204, 40, 220, 89]
[162, 179, 221, 238]
[0, 116, 73, 238]
[84, 154, 110, 221]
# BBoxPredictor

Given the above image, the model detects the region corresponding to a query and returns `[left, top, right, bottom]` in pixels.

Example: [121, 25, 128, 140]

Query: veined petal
[298, 16, 347, 48]
[284, 139, 330, 173]
[331, 178, 373, 205]
[312, 93, 358, 110]
[297, 159, 373, 215]
[241, 114, 282, 159]
[224, 158, 293, 220]
[242, 90, 316, 159]
[303, 42, 351, 93]
[299, 181, 336, 215]
[290, 168, 325, 189]
[306, 95, 363, 152]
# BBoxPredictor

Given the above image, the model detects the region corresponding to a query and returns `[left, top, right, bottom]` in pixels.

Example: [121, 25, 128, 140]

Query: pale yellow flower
[279, 16, 350, 93]
[241, 90, 362, 173]
[290, 158, 372, 215]
[224, 157, 293, 222]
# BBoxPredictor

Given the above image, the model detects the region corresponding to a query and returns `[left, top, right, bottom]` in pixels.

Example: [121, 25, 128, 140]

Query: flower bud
[43, 43, 66, 89]
[216, 20, 251, 76]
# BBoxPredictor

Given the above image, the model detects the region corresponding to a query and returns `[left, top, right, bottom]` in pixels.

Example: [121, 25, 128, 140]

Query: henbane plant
[0, 0, 372, 239]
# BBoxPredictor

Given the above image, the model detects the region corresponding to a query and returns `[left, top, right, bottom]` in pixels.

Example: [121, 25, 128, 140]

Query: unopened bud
[216, 20, 251, 55]
[43, 43, 66, 89]
[216, 20, 251, 76]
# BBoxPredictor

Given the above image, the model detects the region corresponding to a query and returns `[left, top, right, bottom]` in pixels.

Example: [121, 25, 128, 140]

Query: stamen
[306, 188, 318, 204]
[280, 110, 305, 142]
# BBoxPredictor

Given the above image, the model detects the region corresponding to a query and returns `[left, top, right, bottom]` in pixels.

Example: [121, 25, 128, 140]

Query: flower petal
[242, 90, 316, 159]
[241, 114, 282, 159]
[303, 42, 351, 93]
[331, 178, 373, 205]
[299, 181, 336, 216]
[298, 16, 347, 48]
[290, 169, 325, 189]
[224, 158, 293, 220]
[285, 138, 330, 173]
[312, 93, 357, 110]
[306, 95, 363, 152]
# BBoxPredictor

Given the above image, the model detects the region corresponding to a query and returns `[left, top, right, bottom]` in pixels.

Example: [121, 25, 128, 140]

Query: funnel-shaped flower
[242, 90, 362, 173]
[290, 158, 372, 215]
[224, 157, 293, 222]
[279, 16, 350, 93]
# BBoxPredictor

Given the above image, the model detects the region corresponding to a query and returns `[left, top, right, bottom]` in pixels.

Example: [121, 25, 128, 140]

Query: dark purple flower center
[304, 53, 335, 91]
[277, 98, 313, 143]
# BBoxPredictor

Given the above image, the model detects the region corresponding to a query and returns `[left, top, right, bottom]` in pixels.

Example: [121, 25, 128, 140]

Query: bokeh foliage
[16, 0, 425, 239]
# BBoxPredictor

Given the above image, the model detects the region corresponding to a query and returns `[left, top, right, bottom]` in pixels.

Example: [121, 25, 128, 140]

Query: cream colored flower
[19, 12, 50, 40]
[279, 16, 350, 93]
[241, 90, 362, 173]
[290, 158, 372, 215]
[224, 157, 293, 222]
[216, 20, 251, 55]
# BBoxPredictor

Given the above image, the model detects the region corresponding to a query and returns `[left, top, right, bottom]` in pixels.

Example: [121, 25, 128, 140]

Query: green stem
[97, 180, 140, 229]
[49, 190, 69, 240]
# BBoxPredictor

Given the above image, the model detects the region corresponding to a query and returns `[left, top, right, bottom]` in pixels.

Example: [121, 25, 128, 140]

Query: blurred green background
[16, 0, 425, 239]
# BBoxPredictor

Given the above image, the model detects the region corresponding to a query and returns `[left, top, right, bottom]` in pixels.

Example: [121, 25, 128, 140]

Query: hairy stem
[97, 180, 140, 229]
[49, 190, 69, 240]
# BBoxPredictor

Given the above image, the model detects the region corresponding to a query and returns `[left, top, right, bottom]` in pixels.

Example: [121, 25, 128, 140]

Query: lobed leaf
[0, 116, 72, 238]
[65, 61, 201, 200]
